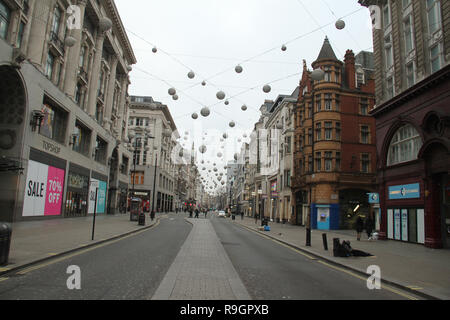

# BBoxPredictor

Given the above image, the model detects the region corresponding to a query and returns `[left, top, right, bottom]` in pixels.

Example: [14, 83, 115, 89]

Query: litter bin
[0, 223, 12, 266]
[138, 213, 146, 226]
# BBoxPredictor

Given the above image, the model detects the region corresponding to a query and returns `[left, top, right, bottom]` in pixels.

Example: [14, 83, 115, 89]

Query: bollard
[0, 223, 12, 266]
[333, 238, 340, 257]
[306, 228, 311, 247]
[322, 233, 328, 251]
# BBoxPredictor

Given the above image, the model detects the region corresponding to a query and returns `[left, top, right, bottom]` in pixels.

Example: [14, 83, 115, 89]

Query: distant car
[218, 211, 226, 218]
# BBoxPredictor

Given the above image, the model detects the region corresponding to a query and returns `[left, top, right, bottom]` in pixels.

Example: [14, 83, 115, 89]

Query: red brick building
[293, 37, 377, 230]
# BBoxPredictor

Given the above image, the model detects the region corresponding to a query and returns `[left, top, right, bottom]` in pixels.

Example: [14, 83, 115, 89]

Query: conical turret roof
[316, 36, 338, 62]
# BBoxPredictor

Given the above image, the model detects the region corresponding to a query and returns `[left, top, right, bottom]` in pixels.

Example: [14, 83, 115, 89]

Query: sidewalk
[1, 212, 168, 274]
[233, 216, 450, 300]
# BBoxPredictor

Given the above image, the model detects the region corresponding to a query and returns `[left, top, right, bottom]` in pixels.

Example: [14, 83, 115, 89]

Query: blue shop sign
[367, 193, 379, 204]
[388, 183, 420, 200]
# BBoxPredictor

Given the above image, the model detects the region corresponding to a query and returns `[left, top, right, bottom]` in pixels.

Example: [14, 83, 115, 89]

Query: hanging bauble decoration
[99, 17, 113, 32]
[216, 91, 226, 100]
[311, 68, 325, 81]
[217, 152, 223, 158]
[200, 107, 210, 117]
[172, 94, 179, 101]
[152, 47, 157, 53]
[241, 105, 247, 111]
[188, 71, 195, 79]
[229, 121, 235, 128]
[234, 154, 238, 161]
[199, 145, 207, 154]
[235, 65, 243, 73]
[192, 113, 198, 120]
[223, 133, 228, 139]
[168, 88, 176, 96]
[335, 19, 346, 30]
[202, 81, 206, 86]
[64, 36, 76, 47]
[225, 100, 229, 106]
[281, 44, 287, 51]
[263, 85, 271, 93]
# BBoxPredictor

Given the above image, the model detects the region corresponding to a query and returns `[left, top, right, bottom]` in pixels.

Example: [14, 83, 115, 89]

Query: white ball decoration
[202, 81, 206, 86]
[241, 105, 247, 111]
[223, 133, 228, 139]
[263, 85, 271, 93]
[200, 107, 210, 117]
[64, 36, 76, 47]
[229, 121, 235, 128]
[225, 100, 229, 106]
[168, 88, 176, 96]
[335, 19, 346, 30]
[192, 113, 198, 120]
[216, 91, 226, 100]
[217, 152, 223, 158]
[281, 44, 287, 51]
[99, 17, 113, 32]
[235, 65, 243, 73]
[152, 47, 157, 53]
[172, 94, 179, 101]
[311, 69, 325, 81]
[188, 71, 195, 79]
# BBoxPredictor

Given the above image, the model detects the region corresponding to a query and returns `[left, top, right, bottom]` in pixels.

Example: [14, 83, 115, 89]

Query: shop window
[72, 121, 91, 156]
[0, 1, 10, 40]
[387, 124, 423, 166]
[40, 98, 68, 144]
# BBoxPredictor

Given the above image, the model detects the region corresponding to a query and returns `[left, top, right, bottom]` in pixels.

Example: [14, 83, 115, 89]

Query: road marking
[406, 286, 423, 290]
[0, 268, 10, 272]
[0, 277, 8, 282]
[235, 221, 419, 300]
[16, 219, 162, 276]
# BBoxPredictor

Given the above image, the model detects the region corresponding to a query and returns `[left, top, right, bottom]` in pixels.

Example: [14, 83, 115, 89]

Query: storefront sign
[88, 178, 107, 214]
[367, 193, 379, 204]
[42, 140, 61, 154]
[23, 160, 65, 217]
[388, 183, 420, 200]
[68, 173, 88, 189]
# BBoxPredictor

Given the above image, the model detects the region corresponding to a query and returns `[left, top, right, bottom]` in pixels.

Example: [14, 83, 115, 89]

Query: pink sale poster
[44, 166, 65, 216]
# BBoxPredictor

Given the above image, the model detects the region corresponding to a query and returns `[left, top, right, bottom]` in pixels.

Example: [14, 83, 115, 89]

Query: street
[0, 213, 421, 300]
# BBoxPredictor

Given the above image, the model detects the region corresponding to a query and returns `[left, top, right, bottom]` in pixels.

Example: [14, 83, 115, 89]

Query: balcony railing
[49, 31, 65, 55]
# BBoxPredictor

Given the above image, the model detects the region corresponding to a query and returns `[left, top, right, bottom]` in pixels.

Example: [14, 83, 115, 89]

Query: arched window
[387, 124, 422, 166]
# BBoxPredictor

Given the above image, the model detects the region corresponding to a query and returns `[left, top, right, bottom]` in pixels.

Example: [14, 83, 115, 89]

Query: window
[324, 66, 331, 81]
[427, 0, 442, 34]
[72, 121, 91, 156]
[360, 98, 369, 115]
[361, 153, 370, 173]
[430, 44, 442, 73]
[143, 152, 147, 165]
[46, 52, 55, 79]
[308, 155, 313, 173]
[121, 156, 129, 175]
[325, 122, 332, 140]
[308, 128, 312, 145]
[406, 62, 415, 88]
[387, 124, 423, 166]
[79, 46, 86, 68]
[336, 122, 341, 141]
[356, 69, 365, 86]
[325, 94, 332, 110]
[51, 6, 62, 37]
[402, 0, 411, 8]
[336, 152, 341, 171]
[316, 123, 322, 141]
[325, 152, 332, 172]
[307, 103, 312, 118]
[16, 21, 25, 48]
[95, 103, 103, 125]
[315, 152, 321, 172]
[94, 136, 108, 163]
[335, 69, 341, 84]
[361, 125, 370, 144]
[385, 34, 393, 69]
[129, 118, 134, 126]
[383, 2, 391, 28]
[285, 136, 292, 154]
[335, 95, 340, 111]
[316, 95, 321, 112]
[40, 99, 67, 144]
[0, 1, 10, 40]
[403, 15, 414, 54]
[386, 76, 394, 99]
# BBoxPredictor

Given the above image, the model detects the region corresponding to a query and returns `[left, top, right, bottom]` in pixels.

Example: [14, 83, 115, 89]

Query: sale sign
[23, 160, 65, 217]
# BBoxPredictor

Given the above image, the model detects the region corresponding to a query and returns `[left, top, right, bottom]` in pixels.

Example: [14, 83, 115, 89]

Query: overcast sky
[115, 0, 374, 193]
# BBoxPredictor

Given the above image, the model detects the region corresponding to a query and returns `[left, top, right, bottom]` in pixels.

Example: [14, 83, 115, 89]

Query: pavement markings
[0, 268, 10, 272]
[234, 221, 420, 301]
[15, 219, 162, 276]
[407, 286, 424, 291]
[0, 277, 8, 282]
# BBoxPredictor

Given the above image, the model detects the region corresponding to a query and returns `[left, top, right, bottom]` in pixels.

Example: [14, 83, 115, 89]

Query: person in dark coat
[355, 216, 364, 241]
[365, 215, 375, 239]
[150, 210, 155, 221]
[195, 208, 199, 218]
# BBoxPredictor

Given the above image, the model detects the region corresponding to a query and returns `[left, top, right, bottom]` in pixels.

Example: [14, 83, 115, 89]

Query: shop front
[65, 164, 90, 217]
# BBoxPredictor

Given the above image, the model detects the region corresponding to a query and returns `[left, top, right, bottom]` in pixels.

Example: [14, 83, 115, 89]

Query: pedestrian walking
[241, 211, 244, 220]
[255, 213, 258, 224]
[365, 214, 375, 240]
[195, 208, 199, 219]
[189, 209, 193, 218]
[150, 210, 155, 221]
[355, 215, 364, 241]
[204, 210, 208, 219]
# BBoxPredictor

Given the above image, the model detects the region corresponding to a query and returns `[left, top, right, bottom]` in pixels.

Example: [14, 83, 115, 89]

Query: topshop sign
[23, 160, 65, 217]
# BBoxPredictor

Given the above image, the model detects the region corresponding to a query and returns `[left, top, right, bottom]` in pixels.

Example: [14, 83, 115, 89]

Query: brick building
[292, 37, 377, 230]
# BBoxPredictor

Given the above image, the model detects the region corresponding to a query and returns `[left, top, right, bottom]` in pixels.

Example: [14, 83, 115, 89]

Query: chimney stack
[345, 50, 356, 89]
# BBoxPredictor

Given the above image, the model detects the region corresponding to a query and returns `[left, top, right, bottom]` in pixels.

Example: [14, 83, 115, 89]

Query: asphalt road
[0, 215, 192, 300]
[210, 214, 421, 300]
[0, 213, 421, 300]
